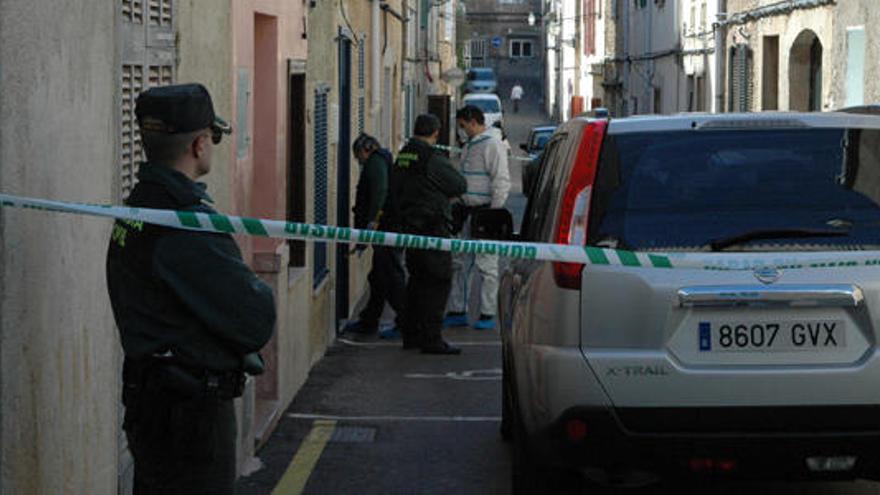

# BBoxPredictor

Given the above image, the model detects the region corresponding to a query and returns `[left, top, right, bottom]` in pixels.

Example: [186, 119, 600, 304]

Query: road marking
[272, 419, 337, 495]
[405, 368, 502, 381]
[338, 338, 500, 348]
[286, 413, 501, 423]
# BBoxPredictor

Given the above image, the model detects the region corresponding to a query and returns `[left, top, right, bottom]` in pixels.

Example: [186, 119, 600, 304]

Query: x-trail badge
[754, 266, 781, 285]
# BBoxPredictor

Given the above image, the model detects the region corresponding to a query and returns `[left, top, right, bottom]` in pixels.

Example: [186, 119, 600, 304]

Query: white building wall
[0, 1, 119, 493]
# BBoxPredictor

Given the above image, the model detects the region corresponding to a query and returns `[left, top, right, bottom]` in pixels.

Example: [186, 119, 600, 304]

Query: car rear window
[588, 128, 880, 251]
[530, 131, 553, 150]
[466, 98, 500, 113]
[470, 70, 494, 81]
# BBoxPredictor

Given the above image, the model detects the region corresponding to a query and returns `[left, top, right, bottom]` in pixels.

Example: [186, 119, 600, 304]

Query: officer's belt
[124, 356, 245, 400]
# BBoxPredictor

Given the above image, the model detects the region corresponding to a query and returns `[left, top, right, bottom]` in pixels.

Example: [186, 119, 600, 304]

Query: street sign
[491, 36, 502, 49]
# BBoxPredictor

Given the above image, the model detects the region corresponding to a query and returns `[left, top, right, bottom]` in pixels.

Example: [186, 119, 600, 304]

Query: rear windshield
[469, 70, 495, 81]
[588, 128, 880, 251]
[467, 98, 500, 113]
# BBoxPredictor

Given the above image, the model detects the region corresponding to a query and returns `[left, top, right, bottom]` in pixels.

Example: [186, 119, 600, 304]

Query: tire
[500, 351, 513, 442]
[509, 365, 586, 495]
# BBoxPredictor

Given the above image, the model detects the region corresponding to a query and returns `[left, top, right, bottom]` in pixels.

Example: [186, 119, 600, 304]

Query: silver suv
[499, 111, 880, 491]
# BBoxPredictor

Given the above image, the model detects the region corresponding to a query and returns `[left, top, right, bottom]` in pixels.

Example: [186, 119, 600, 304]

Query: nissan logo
[754, 266, 781, 285]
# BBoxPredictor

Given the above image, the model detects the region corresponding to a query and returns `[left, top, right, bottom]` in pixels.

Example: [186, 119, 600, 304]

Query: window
[846, 27, 866, 107]
[510, 40, 533, 58]
[700, 1, 707, 31]
[729, 44, 753, 112]
[358, 39, 366, 134]
[584, 0, 596, 55]
[313, 86, 330, 287]
[588, 129, 880, 251]
[521, 135, 569, 241]
[762, 36, 779, 110]
[119, 0, 175, 199]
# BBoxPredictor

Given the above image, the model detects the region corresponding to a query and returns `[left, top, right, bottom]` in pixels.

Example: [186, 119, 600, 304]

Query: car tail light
[553, 120, 608, 289]
[564, 419, 588, 442]
[687, 458, 737, 473]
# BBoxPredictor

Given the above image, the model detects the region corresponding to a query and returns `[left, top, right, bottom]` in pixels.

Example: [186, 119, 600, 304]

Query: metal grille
[121, 65, 145, 198]
[122, 0, 144, 23]
[729, 44, 753, 112]
[314, 88, 330, 287]
[358, 42, 366, 134]
[148, 0, 172, 26]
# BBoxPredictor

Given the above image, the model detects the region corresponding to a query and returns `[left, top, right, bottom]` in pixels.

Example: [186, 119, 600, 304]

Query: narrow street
[236, 98, 880, 495]
[236, 97, 541, 495]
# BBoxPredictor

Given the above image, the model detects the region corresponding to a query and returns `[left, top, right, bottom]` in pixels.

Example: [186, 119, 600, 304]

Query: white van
[462, 93, 503, 129]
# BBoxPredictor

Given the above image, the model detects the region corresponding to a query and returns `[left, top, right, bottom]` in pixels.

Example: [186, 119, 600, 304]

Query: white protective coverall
[448, 128, 511, 317]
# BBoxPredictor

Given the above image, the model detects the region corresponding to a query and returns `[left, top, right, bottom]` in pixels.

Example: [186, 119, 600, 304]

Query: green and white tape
[434, 144, 533, 162]
[3, 192, 880, 271]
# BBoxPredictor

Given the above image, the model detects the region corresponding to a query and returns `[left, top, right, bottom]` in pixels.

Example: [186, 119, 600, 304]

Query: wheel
[509, 365, 586, 495]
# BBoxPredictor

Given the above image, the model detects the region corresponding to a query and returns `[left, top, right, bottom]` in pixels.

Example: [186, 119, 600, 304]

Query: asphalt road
[237, 97, 880, 494]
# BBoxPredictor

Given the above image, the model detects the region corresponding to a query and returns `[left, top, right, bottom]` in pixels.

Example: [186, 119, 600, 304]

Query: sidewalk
[237, 326, 510, 494]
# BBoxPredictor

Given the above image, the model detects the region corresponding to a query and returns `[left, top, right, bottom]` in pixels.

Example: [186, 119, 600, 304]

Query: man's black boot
[421, 341, 462, 355]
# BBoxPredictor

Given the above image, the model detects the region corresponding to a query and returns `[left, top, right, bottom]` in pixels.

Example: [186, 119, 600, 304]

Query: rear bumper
[535, 406, 880, 481]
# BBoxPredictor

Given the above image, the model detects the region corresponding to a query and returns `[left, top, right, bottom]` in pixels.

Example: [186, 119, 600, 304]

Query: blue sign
[491, 36, 503, 49]
[699, 322, 712, 351]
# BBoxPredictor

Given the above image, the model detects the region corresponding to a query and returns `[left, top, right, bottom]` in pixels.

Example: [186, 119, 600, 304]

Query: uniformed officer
[106, 83, 276, 494]
[390, 114, 467, 354]
[343, 133, 405, 338]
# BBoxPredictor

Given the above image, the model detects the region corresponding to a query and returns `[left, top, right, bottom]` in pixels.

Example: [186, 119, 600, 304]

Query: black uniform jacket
[390, 138, 466, 236]
[106, 163, 276, 373]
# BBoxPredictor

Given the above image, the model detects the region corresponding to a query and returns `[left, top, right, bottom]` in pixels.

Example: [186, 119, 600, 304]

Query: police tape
[3, 192, 880, 271]
[433, 144, 533, 162]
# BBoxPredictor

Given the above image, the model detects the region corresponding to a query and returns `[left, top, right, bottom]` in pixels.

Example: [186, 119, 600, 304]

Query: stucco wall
[0, 1, 119, 493]
[829, 0, 880, 109]
[725, 0, 834, 112]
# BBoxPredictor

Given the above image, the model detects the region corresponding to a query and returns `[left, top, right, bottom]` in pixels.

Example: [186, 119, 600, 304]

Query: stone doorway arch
[789, 29, 823, 111]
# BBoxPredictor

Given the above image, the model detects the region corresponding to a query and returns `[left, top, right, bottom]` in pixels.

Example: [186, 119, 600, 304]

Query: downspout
[714, 0, 726, 113]
[372, 0, 382, 132]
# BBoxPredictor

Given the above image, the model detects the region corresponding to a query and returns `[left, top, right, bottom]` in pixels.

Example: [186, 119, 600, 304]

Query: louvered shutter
[729, 44, 753, 112]
[313, 87, 330, 287]
[119, 0, 175, 199]
[358, 40, 366, 135]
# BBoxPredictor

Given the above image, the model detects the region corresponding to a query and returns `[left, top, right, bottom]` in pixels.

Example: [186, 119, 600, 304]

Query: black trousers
[402, 248, 453, 347]
[123, 377, 237, 494]
[359, 246, 406, 328]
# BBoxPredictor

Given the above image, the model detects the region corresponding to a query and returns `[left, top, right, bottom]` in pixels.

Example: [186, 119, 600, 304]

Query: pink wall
[231, 0, 308, 257]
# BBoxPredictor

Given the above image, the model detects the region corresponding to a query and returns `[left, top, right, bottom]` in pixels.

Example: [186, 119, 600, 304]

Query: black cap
[135, 83, 232, 138]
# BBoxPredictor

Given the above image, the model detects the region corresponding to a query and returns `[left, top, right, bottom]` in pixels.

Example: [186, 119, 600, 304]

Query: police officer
[343, 133, 405, 338]
[391, 114, 467, 354]
[445, 105, 511, 331]
[106, 83, 276, 494]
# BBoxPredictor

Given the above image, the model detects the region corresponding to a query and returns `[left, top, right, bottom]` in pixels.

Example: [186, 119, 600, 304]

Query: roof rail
[836, 105, 880, 115]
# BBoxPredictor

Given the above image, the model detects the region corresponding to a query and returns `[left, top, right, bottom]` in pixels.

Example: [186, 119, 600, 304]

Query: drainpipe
[714, 0, 726, 113]
[372, 0, 382, 133]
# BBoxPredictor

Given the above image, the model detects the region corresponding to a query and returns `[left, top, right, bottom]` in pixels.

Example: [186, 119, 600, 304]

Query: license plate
[698, 320, 846, 352]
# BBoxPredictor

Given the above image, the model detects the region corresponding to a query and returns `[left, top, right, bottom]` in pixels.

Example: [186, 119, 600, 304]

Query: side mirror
[519, 143, 529, 152]
[470, 208, 515, 241]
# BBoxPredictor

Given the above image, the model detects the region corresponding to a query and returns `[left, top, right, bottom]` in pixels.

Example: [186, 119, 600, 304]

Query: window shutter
[122, 0, 144, 23]
[121, 65, 145, 197]
[358, 40, 366, 135]
[729, 44, 753, 112]
[313, 87, 330, 286]
[119, 0, 175, 199]
[148, 0, 172, 26]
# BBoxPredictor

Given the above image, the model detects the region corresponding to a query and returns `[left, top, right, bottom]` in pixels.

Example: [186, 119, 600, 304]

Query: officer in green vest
[390, 114, 467, 354]
[106, 83, 276, 494]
